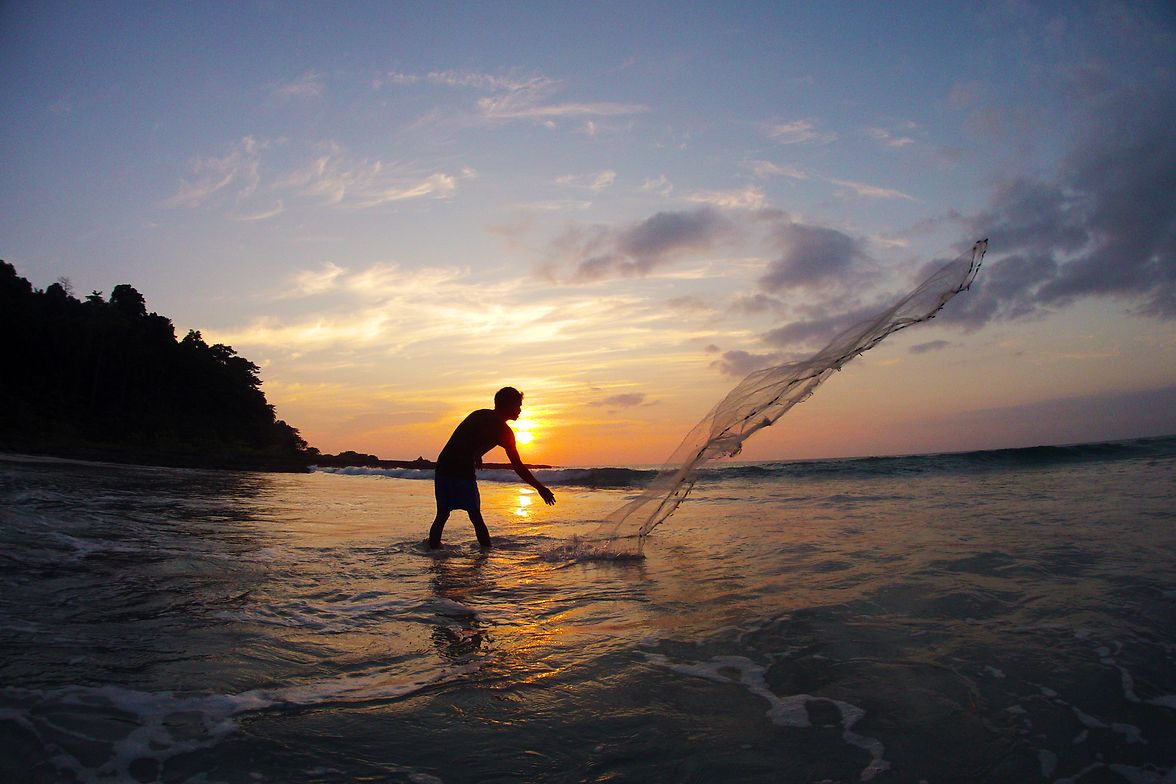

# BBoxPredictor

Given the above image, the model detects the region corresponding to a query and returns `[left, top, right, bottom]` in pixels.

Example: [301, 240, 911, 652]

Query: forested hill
[0, 261, 313, 471]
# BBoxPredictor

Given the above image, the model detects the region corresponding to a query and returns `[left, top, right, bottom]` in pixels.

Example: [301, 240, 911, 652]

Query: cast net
[586, 239, 987, 555]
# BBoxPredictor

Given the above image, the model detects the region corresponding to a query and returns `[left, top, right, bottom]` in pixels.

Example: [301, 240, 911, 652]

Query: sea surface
[2, 437, 1175, 783]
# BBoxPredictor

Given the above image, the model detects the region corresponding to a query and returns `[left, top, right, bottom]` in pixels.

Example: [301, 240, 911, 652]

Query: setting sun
[513, 418, 538, 445]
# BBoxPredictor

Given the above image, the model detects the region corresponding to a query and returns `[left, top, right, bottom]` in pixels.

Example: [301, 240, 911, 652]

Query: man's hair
[494, 386, 523, 409]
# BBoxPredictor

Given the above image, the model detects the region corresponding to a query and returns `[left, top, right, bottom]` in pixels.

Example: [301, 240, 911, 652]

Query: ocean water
[2, 437, 1175, 784]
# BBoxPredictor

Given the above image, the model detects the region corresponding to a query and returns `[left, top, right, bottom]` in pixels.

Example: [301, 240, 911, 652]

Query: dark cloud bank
[947, 83, 1176, 328]
[545, 81, 1174, 378]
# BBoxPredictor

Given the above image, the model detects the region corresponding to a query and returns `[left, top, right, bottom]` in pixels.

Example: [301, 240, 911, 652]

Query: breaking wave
[313, 436, 1176, 488]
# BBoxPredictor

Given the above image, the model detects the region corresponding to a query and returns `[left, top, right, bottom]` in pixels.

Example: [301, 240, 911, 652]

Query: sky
[2, 1, 1174, 467]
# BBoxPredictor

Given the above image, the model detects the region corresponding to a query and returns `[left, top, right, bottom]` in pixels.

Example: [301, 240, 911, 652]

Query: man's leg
[468, 510, 492, 548]
[428, 509, 450, 549]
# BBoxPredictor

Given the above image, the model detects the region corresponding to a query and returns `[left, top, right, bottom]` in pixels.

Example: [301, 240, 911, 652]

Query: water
[2, 437, 1175, 783]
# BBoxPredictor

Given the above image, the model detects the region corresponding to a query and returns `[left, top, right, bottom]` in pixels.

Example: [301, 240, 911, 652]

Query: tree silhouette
[0, 260, 312, 470]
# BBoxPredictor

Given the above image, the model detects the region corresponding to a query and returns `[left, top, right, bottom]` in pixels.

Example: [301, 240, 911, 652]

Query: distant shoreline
[0, 447, 552, 475]
[311, 456, 554, 472]
[0, 445, 313, 473]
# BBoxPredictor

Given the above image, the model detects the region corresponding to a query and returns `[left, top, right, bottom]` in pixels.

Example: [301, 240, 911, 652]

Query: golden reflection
[514, 488, 533, 518]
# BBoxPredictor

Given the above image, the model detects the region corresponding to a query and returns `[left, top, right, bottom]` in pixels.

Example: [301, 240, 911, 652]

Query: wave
[313, 435, 1175, 488]
[713, 435, 1176, 482]
[312, 464, 659, 488]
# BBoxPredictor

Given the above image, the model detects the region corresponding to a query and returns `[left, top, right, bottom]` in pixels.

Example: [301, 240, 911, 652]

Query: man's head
[494, 386, 524, 420]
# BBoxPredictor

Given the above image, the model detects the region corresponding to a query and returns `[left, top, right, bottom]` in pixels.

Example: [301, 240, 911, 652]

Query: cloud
[864, 126, 916, 148]
[480, 95, 647, 121]
[375, 68, 647, 126]
[227, 201, 285, 222]
[426, 70, 539, 91]
[931, 251, 1058, 328]
[828, 178, 917, 201]
[751, 160, 809, 180]
[909, 339, 950, 354]
[951, 81, 1176, 324]
[355, 172, 456, 207]
[556, 170, 617, 192]
[764, 118, 836, 145]
[272, 71, 325, 100]
[512, 199, 593, 212]
[761, 303, 883, 350]
[686, 186, 766, 210]
[465, 74, 646, 122]
[174, 139, 462, 213]
[283, 261, 347, 298]
[709, 349, 784, 377]
[641, 175, 673, 196]
[759, 223, 866, 291]
[601, 392, 647, 407]
[376, 71, 419, 87]
[553, 207, 733, 282]
[166, 136, 264, 207]
[731, 292, 786, 315]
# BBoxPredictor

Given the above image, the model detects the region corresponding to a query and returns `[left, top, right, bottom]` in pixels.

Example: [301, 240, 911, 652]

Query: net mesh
[588, 239, 987, 555]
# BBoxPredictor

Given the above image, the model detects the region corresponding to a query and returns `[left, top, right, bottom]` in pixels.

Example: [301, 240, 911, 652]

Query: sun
[514, 417, 538, 445]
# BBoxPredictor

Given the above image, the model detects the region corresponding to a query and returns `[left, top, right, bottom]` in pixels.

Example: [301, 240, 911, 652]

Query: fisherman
[428, 387, 555, 549]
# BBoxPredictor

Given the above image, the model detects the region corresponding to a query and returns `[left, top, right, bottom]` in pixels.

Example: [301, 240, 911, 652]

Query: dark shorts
[434, 474, 480, 513]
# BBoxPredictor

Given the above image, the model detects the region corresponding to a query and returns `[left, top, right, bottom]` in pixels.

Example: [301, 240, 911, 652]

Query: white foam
[1038, 749, 1058, 778]
[1057, 762, 1106, 783]
[539, 535, 646, 563]
[2, 663, 475, 782]
[1107, 763, 1176, 784]
[1147, 694, 1176, 709]
[644, 652, 890, 781]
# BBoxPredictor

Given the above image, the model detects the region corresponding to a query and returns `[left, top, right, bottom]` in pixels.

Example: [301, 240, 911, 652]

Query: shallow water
[2, 440, 1175, 783]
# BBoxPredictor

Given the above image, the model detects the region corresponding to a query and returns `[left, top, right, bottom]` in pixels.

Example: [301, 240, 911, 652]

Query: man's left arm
[504, 439, 555, 505]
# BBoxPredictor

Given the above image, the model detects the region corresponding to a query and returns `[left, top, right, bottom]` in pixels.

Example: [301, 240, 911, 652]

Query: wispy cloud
[828, 178, 917, 201]
[283, 261, 348, 298]
[426, 70, 538, 91]
[641, 175, 673, 196]
[511, 199, 594, 212]
[165, 136, 264, 207]
[277, 261, 465, 301]
[272, 70, 325, 100]
[375, 68, 647, 125]
[764, 118, 836, 145]
[478, 89, 647, 121]
[556, 170, 617, 192]
[279, 144, 459, 207]
[600, 392, 649, 408]
[227, 201, 285, 222]
[686, 186, 766, 210]
[751, 160, 809, 180]
[909, 339, 951, 354]
[864, 125, 916, 148]
[169, 139, 464, 214]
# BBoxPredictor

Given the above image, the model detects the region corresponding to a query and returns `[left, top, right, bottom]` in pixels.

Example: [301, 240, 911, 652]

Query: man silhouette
[428, 387, 555, 549]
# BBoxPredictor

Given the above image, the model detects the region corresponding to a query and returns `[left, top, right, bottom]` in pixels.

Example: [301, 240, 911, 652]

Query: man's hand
[537, 485, 556, 505]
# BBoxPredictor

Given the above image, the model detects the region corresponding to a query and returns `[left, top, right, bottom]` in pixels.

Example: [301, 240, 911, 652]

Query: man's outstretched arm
[504, 442, 556, 505]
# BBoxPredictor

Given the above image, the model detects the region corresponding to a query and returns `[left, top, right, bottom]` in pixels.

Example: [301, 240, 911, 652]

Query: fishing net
[589, 239, 987, 555]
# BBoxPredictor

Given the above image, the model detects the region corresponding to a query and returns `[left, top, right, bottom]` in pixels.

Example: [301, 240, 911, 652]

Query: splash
[593, 240, 988, 553]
